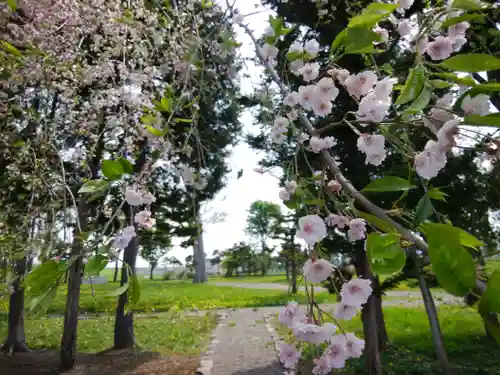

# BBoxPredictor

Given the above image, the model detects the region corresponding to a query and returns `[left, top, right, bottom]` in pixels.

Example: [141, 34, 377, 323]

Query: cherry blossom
[461, 94, 490, 116]
[260, 43, 279, 61]
[309, 136, 338, 153]
[328, 68, 350, 84]
[415, 141, 448, 180]
[279, 301, 305, 327]
[344, 333, 365, 359]
[425, 36, 454, 61]
[397, 0, 414, 9]
[299, 62, 321, 82]
[373, 25, 389, 43]
[448, 21, 470, 38]
[293, 322, 337, 344]
[297, 214, 328, 245]
[416, 37, 429, 54]
[325, 214, 350, 229]
[340, 278, 373, 307]
[304, 39, 320, 57]
[316, 77, 340, 102]
[284, 91, 300, 107]
[323, 335, 347, 369]
[312, 356, 332, 375]
[326, 179, 342, 193]
[344, 71, 378, 99]
[279, 343, 301, 369]
[303, 258, 334, 283]
[397, 19, 412, 36]
[312, 99, 333, 117]
[356, 134, 387, 166]
[298, 85, 316, 109]
[348, 218, 367, 241]
[125, 188, 142, 206]
[334, 302, 359, 320]
[134, 210, 156, 229]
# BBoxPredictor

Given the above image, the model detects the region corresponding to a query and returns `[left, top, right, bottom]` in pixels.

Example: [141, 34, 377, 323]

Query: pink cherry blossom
[426, 36, 454, 61]
[298, 62, 320, 82]
[462, 94, 490, 116]
[323, 335, 347, 369]
[344, 71, 378, 99]
[344, 333, 365, 359]
[326, 179, 342, 193]
[279, 343, 301, 369]
[278, 301, 305, 327]
[340, 278, 373, 307]
[334, 302, 359, 320]
[312, 356, 332, 375]
[293, 322, 337, 344]
[303, 258, 334, 283]
[324, 214, 350, 229]
[296, 215, 327, 246]
[448, 21, 470, 38]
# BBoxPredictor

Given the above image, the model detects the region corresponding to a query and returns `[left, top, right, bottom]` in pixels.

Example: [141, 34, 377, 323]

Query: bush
[163, 271, 176, 281]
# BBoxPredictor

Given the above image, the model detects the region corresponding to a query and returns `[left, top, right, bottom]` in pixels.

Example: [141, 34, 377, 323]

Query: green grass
[276, 305, 500, 374]
[209, 274, 289, 284]
[0, 311, 216, 355]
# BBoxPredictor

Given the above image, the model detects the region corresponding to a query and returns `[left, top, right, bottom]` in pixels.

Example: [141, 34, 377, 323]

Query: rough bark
[114, 208, 139, 349]
[113, 256, 120, 282]
[2, 257, 30, 354]
[354, 243, 383, 375]
[373, 276, 389, 350]
[59, 234, 85, 371]
[417, 267, 451, 375]
[193, 211, 207, 283]
[149, 265, 155, 281]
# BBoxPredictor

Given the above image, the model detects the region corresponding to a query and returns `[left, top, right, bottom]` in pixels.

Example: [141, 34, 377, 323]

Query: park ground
[1, 271, 500, 374]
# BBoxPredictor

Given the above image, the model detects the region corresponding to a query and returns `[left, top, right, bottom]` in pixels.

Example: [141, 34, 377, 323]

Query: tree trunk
[59, 251, 84, 370]
[290, 245, 297, 294]
[114, 225, 138, 349]
[354, 243, 383, 375]
[373, 276, 389, 350]
[2, 257, 30, 354]
[417, 267, 451, 375]
[113, 252, 120, 282]
[150, 265, 155, 281]
[285, 259, 290, 280]
[193, 212, 207, 283]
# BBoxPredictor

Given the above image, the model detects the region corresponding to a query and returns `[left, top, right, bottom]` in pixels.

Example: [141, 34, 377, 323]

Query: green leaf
[482, 315, 500, 345]
[128, 273, 141, 307]
[27, 287, 57, 315]
[421, 222, 477, 296]
[464, 113, 500, 127]
[330, 28, 348, 56]
[107, 282, 129, 297]
[366, 233, 406, 275]
[140, 115, 158, 124]
[7, 0, 17, 11]
[174, 118, 192, 123]
[429, 79, 453, 89]
[304, 199, 325, 206]
[427, 187, 448, 201]
[85, 254, 108, 278]
[451, 0, 485, 10]
[420, 222, 484, 249]
[0, 40, 21, 56]
[405, 84, 433, 114]
[439, 53, 500, 73]
[101, 160, 124, 181]
[354, 209, 397, 234]
[118, 157, 134, 174]
[479, 271, 500, 313]
[458, 228, 484, 249]
[442, 13, 485, 28]
[362, 176, 415, 192]
[145, 125, 165, 137]
[344, 27, 378, 54]
[467, 83, 500, 96]
[396, 66, 426, 105]
[348, 2, 399, 28]
[78, 180, 109, 194]
[413, 194, 433, 227]
[430, 72, 475, 86]
[24, 260, 66, 298]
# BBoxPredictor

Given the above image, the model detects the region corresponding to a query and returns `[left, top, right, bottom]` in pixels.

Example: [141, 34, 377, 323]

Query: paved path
[197, 308, 284, 375]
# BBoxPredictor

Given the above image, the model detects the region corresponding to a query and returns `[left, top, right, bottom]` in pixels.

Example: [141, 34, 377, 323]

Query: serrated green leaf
[442, 13, 485, 28]
[366, 233, 405, 275]
[405, 84, 433, 114]
[451, 0, 485, 10]
[118, 157, 134, 174]
[479, 271, 500, 313]
[362, 176, 415, 192]
[330, 28, 348, 56]
[101, 160, 124, 181]
[85, 254, 108, 278]
[396, 66, 426, 105]
[439, 53, 500, 73]
[414, 194, 433, 227]
[344, 27, 378, 54]
[78, 180, 109, 194]
[348, 2, 399, 28]
[464, 113, 500, 127]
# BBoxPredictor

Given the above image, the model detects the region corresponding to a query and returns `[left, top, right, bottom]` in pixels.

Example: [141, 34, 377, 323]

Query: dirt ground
[0, 348, 200, 375]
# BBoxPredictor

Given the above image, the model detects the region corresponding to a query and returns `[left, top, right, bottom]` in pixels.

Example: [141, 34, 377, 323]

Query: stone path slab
[198, 308, 284, 375]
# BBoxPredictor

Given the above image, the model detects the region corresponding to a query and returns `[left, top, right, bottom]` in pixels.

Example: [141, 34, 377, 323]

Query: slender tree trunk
[114, 218, 139, 349]
[193, 211, 207, 283]
[354, 243, 383, 375]
[373, 276, 389, 350]
[113, 257, 120, 282]
[2, 257, 30, 354]
[59, 220, 86, 371]
[285, 259, 290, 280]
[417, 267, 451, 375]
[290, 245, 297, 294]
[150, 265, 155, 281]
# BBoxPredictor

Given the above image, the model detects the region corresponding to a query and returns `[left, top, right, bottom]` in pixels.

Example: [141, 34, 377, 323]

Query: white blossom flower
[462, 94, 490, 115]
[134, 210, 156, 229]
[325, 214, 350, 228]
[297, 131, 310, 144]
[448, 21, 470, 38]
[309, 136, 337, 152]
[279, 189, 291, 201]
[298, 85, 316, 109]
[260, 43, 279, 61]
[340, 278, 373, 307]
[284, 91, 300, 107]
[451, 35, 467, 52]
[323, 335, 347, 369]
[264, 25, 275, 37]
[290, 59, 305, 75]
[279, 301, 305, 327]
[312, 356, 332, 375]
[122, 225, 136, 238]
[125, 188, 142, 206]
[112, 233, 133, 249]
[141, 191, 156, 205]
[293, 322, 337, 344]
[344, 71, 378, 99]
[398, 0, 414, 9]
[299, 62, 320, 82]
[304, 39, 320, 58]
[416, 37, 429, 54]
[316, 77, 339, 102]
[426, 36, 454, 61]
[373, 77, 398, 99]
[344, 333, 365, 359]
[296, 214, 327, 246]
[287, 109, 299, 120]
[312, 99, 333, 117]
[437, 118, 460, 149]
[279, 343, 301, 369]
[289, 41, 304, 55]
[356, 134, 387, 166]
[356, 93, 391, 123]
[397, 19, 412, 36]
[303, 258, 334, 283]
[334, 302, 358, 320]
[328, 68, 350, 84]
[347, 218, 367, 242]
[415, 140, 448, 180]
[373, 25, 389, 43]
[274, 116, 290, 129]
[326, 179, 342, 193]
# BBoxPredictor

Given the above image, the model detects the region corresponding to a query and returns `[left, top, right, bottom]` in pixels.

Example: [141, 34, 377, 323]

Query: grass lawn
[209, 274, 289, 284]
[0, 311, 216, 355]
[0, 279, 343, 315]
[275, 305, 500, 374]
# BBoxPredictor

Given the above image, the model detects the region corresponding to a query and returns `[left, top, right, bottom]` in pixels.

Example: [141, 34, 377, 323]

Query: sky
[135, 0, 279, 267]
